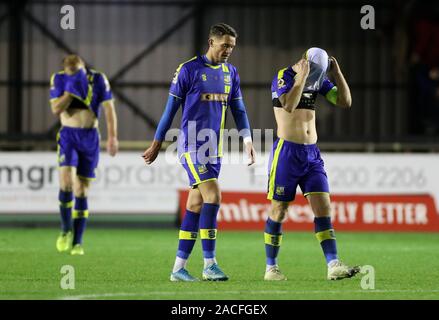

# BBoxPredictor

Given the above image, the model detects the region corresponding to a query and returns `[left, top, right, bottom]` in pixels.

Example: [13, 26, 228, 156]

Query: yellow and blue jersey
[271, 67, 338, 110]
[49, 68, 113, 118]
[170, 55, 243, 158]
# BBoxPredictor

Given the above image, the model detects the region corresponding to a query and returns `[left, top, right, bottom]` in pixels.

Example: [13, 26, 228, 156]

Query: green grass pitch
[1, 228, 438, 300]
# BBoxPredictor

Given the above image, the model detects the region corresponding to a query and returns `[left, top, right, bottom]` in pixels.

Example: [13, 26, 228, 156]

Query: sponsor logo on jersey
[201, 93, 228, 102]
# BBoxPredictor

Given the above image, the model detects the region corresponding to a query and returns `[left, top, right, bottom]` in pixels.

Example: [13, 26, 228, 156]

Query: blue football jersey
[271, 67, 337, 110]
[50, 68, 113, 118]
[170, 55, 242, 158]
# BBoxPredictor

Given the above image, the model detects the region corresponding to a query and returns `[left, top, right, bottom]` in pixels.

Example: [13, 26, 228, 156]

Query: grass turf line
[0, 229, 438, 300]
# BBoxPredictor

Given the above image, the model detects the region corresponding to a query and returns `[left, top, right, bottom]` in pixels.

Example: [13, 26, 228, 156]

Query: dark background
[0, 0, 438, 151]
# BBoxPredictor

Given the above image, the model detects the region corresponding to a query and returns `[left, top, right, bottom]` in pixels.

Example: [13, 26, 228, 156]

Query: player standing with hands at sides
[143, 23, 256, 282]
[50, 55, 118, 255]
[264, 48, 360, 281]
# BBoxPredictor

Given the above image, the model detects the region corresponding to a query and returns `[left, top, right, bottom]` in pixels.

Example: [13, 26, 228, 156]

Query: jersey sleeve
[169, 64, 190, 99]
[319, 77, 338, 105]
[230, 98, 251, 138]
[49, 73, 64, 100]
[230, 66, 243, 100]
[271, 68, 294, 107]
[154, 95, 181, 141]
[95, 72, 113, 103]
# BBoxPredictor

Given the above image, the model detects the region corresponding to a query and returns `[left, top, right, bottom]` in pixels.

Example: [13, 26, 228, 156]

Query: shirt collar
[202, 55, 218, 66]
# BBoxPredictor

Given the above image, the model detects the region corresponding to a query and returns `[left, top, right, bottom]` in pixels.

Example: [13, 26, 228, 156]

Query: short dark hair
[209, 23, 238, 39]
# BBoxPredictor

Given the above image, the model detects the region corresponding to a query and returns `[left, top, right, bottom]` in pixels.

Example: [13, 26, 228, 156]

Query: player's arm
[97, 73, 118, 156]
[49, 74, 73, 115]
[50, 93, 73, 115]
[279, 59, 310, 113]
[230, 68, 255, 165]
[327, 56, 352, 108]
[142, 95, 181, 164]
[102, 100, 119, 157]
[230, 99, 255, 165]
[143, 63, 188, 165]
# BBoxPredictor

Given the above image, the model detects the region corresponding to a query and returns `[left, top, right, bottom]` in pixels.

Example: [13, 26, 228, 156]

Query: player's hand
[107, 136, 118, 157]
[142, 140, 162, 165]
[245, 141, 256, 166]
[329, 56, 341, 75]
[292, 59, 310, 80]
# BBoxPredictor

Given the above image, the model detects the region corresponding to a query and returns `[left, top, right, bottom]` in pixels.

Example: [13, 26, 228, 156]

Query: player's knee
[203, 191, 221, 205]
[313, 204, 332, 217]
[74, 188, 87, 198]
[59, 173, 73, 191]
[270, 204, 288, 222]
[60, 179, 73, 192]
[187, 198, 203, 213]
[60, 185, 73, 192]
[74, 180, 90, 197]
[270, 209, 287, 222]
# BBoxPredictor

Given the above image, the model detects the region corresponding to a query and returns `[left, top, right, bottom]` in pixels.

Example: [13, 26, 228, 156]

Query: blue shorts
[180, 152, 221, 188]
[267, 138, 329, 202]
[57, 126, 100, 180]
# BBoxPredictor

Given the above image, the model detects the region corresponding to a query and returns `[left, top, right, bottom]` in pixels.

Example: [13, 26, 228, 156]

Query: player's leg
[179, 153, 227, 281]
[197, 180, 228, 281]
[70, 128, 99, 255]
[264, 138, 295, 280]
[264, 200, 288, 281]
[306, 193, 359, 280]
[70, 175, 91, 255]
[56, 128, 77, 252]
[306, 192, 338, 264]
[170, 188, 202, 281]
[301, 145, 359, 279]
[56, 166, 74, 252]
[197, 180, 220, 267]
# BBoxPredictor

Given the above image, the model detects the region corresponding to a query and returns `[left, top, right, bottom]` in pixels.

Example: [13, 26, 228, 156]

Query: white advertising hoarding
[0, 152, 438, 215]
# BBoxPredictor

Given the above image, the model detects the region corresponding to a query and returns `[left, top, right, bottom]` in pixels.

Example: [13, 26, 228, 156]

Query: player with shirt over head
[264, 48, 360, 281]
[50, 55, 118, 255]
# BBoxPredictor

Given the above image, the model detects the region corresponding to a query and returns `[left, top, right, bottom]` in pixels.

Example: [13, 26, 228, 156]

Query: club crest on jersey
[224, 75, 231, 84]
[197, 164, 208, 174]
[277, 78, 285, 89]
[201, 74, 207, 81]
